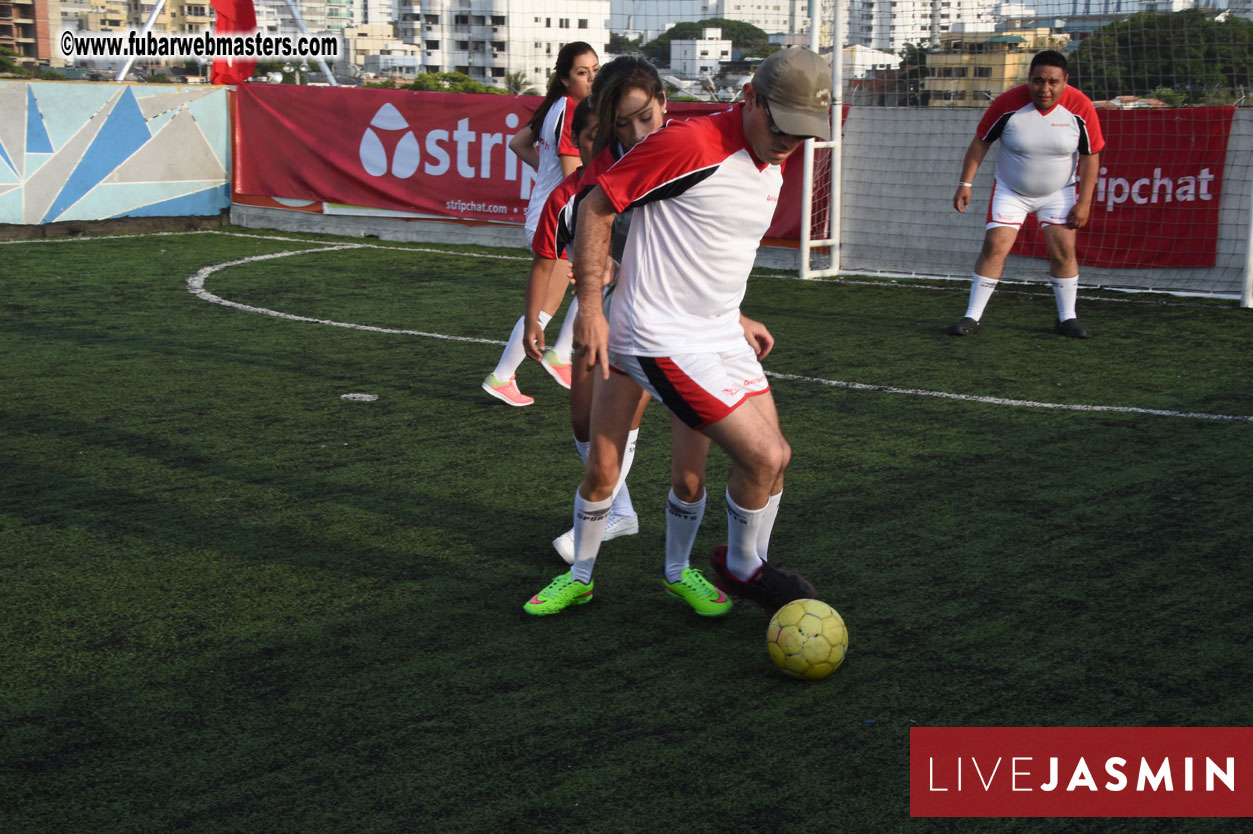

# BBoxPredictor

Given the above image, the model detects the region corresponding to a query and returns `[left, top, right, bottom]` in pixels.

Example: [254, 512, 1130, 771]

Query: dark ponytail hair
[589, 56, 666, 155]
[526, 41, 597, 134]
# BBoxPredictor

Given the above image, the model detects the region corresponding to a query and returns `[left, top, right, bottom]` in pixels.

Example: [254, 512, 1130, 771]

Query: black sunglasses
[760, 97, 786, 136]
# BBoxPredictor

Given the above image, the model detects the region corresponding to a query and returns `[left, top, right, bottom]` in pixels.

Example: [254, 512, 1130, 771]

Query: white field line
[5, 228, 1236, 307]
[749, 272, 1238, 306]
[766, 373, 1253, 423]
[0, 230, 228, 245]
[8, 230, 1249, 421]
[184, 245, 1253, 424]
[186, 247, 507, 346]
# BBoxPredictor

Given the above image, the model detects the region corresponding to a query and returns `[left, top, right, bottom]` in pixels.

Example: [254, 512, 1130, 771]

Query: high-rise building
[848, 0, 999, 54]
[254, 0, 329, 36]
[397, 0, 610, 90]
[610, 0, 816, 43]
[2, 0, 64, 66]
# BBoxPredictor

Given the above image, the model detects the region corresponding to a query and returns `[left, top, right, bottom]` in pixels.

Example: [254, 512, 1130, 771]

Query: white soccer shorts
[987, 177, 1076, 230]
[610, 341, 769, 430]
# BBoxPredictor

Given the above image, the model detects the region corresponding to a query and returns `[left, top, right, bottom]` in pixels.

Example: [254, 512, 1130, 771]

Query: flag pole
[280, 0, 338, 86]
[114, 0, 168, 82]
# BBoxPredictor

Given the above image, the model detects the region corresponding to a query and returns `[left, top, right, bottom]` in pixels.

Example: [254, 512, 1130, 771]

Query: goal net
[804, 2, 1253, 300]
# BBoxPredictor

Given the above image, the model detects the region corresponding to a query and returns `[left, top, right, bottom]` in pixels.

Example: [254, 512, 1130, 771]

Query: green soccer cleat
[524, 572, 594, 616]
[663, 568, 732, 617]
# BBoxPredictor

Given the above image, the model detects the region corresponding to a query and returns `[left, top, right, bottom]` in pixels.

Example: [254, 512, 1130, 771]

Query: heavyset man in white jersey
[949, 50, 1105, 339]
[523, 47, 833, 617]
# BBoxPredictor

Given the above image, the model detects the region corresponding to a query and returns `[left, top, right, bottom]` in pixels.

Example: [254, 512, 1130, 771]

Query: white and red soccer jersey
[533, 141, 625, 261]
[977, 85, 1105, 198]
[594, 104, 785, 356]
[526, 95, 581, 236]
[532, 168, 582, 260]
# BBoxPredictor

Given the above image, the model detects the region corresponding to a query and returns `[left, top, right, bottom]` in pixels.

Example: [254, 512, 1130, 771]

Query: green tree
[642, 19, 770, 65]
[1147, 86, 1187, 107]
[899, 41, 931, 107]
[608, 32, 642, 54]
[1071, 10, 1253, 104]
[404, 71, 504, 94]
[0, 46, 31, 76]
[503, 70, 538, 95]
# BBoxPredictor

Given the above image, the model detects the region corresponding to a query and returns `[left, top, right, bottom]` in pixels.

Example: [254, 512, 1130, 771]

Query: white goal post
[799, 0, 842, 280]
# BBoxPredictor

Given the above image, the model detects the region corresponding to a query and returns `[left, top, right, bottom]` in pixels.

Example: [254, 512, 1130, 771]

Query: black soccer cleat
[1054, 317, 1093, 339]
[709, 544, 817, 617]
[948, 316, 982, 336]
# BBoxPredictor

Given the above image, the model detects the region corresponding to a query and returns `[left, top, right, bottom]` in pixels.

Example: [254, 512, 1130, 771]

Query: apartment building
[336, 21, 421, 76]
[847, 0, 1000, 55]
[669, 25, 730, 75]
[922, 27, 1068, 105]
[610, 0, 818, 42]
[397, 0, 610, 89]
[2, 0, 63, 66]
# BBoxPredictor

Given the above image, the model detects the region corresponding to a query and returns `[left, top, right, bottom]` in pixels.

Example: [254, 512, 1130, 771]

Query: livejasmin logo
[928, 753, 1235, 793]
[910, 727, 1253, 818]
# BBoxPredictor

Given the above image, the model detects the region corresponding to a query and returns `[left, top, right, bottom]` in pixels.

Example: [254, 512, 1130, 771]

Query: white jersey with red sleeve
[531, 168, 583, 260]
[525, 95, 580, 236]
[594, 104, 785, 356]
[977, 85, 1105, 198]
[532, 141, 627, 261]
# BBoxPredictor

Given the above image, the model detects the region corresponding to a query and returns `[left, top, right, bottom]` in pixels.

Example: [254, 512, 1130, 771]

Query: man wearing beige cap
[523, 47, 833, 617]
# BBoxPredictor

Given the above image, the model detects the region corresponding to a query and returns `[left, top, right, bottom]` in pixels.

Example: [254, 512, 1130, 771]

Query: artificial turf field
[2, 228, 1251, 832]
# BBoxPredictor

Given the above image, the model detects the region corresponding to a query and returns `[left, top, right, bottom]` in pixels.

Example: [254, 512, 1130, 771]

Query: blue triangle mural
[107, 184, 228, 219]
[0, 140, 14, 178]
[41, 88, 151, 223]
[26, 86, 54, 154]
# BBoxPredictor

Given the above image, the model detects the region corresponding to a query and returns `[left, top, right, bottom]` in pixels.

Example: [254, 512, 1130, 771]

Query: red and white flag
[209, 0, 257, 85]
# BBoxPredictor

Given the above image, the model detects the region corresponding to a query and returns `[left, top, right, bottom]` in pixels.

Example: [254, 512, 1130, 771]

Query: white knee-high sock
[570, 491, 612, 584]
[1051, 275, 1079, 322]
[491, 311, 551, 380]
[758, 490, 782, 561]
[664, 489, 705, 582]
[964, 273, 999, 321]
[609, 428, 638, 519]
[552, 296, 579, 362]
[575, 436, 589, 464]
[725, 489, 768, 582]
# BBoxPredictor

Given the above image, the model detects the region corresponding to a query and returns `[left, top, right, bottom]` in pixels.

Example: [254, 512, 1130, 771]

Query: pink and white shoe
[482, 373, 534, 407]
[540, 349, 572, 390]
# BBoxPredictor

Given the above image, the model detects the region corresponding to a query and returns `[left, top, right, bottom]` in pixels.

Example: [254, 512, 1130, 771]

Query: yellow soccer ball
[767, 599, 849, 680]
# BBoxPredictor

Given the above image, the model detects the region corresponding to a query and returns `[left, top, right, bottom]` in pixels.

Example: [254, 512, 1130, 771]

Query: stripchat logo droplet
[359, 103, 420, 179]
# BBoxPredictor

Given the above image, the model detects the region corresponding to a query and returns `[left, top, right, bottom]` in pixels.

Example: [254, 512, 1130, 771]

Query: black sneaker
[1054, 317, 1093, 339]
[709, 544, 817, 616]
[948, 316, 982, 336]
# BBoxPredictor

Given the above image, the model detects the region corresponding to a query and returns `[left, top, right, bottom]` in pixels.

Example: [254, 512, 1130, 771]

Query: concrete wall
[0, 81, 230, 225]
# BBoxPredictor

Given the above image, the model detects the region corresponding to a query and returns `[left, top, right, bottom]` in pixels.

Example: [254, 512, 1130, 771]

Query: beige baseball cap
[751, 48, 833, 140]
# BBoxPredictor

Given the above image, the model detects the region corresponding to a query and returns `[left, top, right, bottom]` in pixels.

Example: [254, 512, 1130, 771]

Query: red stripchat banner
[1013, 107, 1234, 269]
[910, 727, 1253, 817]
[231, 85, 825, 239]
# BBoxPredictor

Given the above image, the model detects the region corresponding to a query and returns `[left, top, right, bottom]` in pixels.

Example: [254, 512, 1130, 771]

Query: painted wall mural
[0, 82, 231, 225]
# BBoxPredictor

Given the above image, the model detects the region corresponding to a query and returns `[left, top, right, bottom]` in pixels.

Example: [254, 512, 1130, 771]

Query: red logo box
[910, 727, 1253, 817]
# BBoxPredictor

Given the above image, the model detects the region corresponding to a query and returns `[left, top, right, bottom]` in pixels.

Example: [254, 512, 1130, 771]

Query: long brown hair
[589, 56, 666, 156]
[526, 41, 597, 134]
